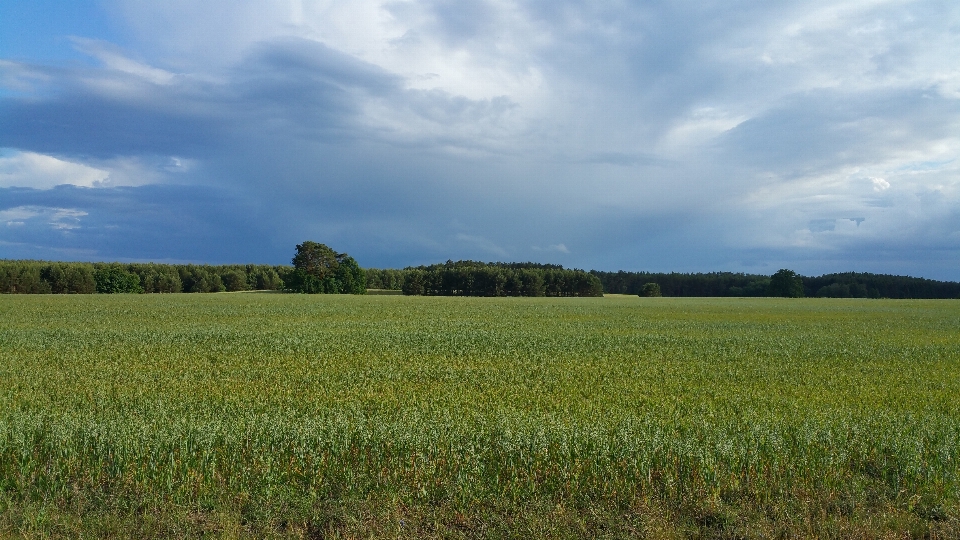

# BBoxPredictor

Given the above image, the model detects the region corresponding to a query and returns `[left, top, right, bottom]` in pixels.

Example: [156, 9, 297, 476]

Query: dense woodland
[0, 260, 286, 294]
[397, 261, 603, 297]
[592, 270, 960, 299]
[2, 260, 959, 298]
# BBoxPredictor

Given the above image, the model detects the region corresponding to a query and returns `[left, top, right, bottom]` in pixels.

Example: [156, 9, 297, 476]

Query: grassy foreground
[0, 294, 958, 538]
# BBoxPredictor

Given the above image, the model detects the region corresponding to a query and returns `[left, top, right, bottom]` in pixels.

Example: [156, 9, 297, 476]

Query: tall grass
[1, 294, 958, 537]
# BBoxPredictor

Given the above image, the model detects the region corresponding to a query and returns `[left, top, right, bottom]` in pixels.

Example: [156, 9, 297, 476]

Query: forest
[396, 260, 603, 297]
[0, 260, 286, 294]
[2, 259, 959, 298]
[591, 270, 960, 299]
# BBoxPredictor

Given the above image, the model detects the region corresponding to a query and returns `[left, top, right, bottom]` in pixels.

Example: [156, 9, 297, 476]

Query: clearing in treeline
[1, 294, 959, 538]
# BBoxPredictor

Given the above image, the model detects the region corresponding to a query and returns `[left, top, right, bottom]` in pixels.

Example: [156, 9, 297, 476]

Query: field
[1, 294, 959, 538]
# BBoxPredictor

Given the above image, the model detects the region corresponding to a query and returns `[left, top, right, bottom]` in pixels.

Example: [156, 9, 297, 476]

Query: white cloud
[0, 205, 87, 230]
[94, 156, 188, 187]
[0, 150, 177, 189]
[0, 206, 39, 224]
[871, 177, 890, 191]
[71, 38, 177, 85]
[0, 150, 108, 189]
[657, 108, 747, 156]
[105, 1, 547, 101]
[49, 208, 88, 230]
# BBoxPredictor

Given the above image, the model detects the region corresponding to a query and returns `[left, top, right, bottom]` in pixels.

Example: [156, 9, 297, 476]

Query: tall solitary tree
[768, 269, 805, 298]
[289, 241, 366, 294]
[292, 241, 340, 280]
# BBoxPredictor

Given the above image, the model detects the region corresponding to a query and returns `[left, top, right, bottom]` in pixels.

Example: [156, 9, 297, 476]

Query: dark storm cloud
[0, 184, 283, 262]
[0, 39, 398, 157]
[0, 93, 220, 158]
[720, 89, 960, 173]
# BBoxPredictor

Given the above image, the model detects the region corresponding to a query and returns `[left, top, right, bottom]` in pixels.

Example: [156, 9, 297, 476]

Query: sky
[1, 1, 959, 279]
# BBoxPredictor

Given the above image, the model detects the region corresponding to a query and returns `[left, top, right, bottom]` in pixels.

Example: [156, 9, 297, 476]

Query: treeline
[0, 260, 286, 294]
[395, 261, 603, 297]
[5, 259, 959, 299]
[1, 259, 602, 297]
[592, 270, 960, 299]
[802, 272, 960, 299]
[594, 271, 772, 297]
[365, 268, 406, 290]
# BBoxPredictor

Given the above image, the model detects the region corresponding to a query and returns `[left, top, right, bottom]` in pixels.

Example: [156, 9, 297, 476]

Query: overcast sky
[1, 1, 958, 278]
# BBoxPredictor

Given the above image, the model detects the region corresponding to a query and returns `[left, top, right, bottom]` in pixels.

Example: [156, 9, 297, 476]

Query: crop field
[1, 294, 959, 538]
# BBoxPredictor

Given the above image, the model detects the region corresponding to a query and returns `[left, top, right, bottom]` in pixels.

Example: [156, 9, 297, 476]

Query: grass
[0, 293, 958, 538]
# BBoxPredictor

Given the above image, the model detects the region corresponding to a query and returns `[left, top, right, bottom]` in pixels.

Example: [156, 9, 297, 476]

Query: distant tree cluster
[0, 260, 286, 294]
[592, 269, 960, 299]
[399, 260, 603, 297]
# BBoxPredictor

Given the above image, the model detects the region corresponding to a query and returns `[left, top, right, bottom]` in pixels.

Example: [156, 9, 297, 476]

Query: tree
[292, 241, 340, 281]
[401, 269, 427, 295]
[41, 263, 96, 294]
[639, 282, 662, 297]
[768, 269, 804, 298]
[94, 267, 143, 294]
[288, 241, 366, 294]
[333, 255, 366, 295]
[221, 269, 249, 292]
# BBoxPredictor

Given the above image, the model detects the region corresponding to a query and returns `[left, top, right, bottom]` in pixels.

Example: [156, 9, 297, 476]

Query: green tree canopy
[292, 241, 340, 280]
[639, 282, 662, 297]
[94, 267, 143, 294]
[288, 241, 366, 294]
[768, 269, 805, 298]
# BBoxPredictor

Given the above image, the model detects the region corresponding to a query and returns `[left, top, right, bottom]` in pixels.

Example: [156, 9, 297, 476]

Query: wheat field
[1, 294, 958, 538]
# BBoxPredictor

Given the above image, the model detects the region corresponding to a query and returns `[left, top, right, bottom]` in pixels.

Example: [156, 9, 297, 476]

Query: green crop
[0, 294, 958, 537]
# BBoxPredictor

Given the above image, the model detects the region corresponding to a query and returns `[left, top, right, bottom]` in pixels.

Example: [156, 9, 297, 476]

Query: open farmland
[1, 294, 959, 538]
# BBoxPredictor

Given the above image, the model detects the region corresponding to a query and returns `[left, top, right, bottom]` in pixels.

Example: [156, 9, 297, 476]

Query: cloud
[0, 149, 188, 189]
[871, 177, 890, 191]
[0, 150, 108, 189]
[533, 243, 570, 254]
[1, 1, 959, 279]
[0, 205, 87, 230]
[455, 233, 509, 258]
[71, 38, 177, 85]
[0, 184, 280, 263]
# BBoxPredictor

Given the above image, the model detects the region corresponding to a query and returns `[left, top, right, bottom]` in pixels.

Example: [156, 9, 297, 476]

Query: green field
[1, 294, 958, 538]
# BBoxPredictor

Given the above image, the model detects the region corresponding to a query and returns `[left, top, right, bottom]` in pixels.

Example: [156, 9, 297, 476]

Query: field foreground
[1, 294, 959, 538]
